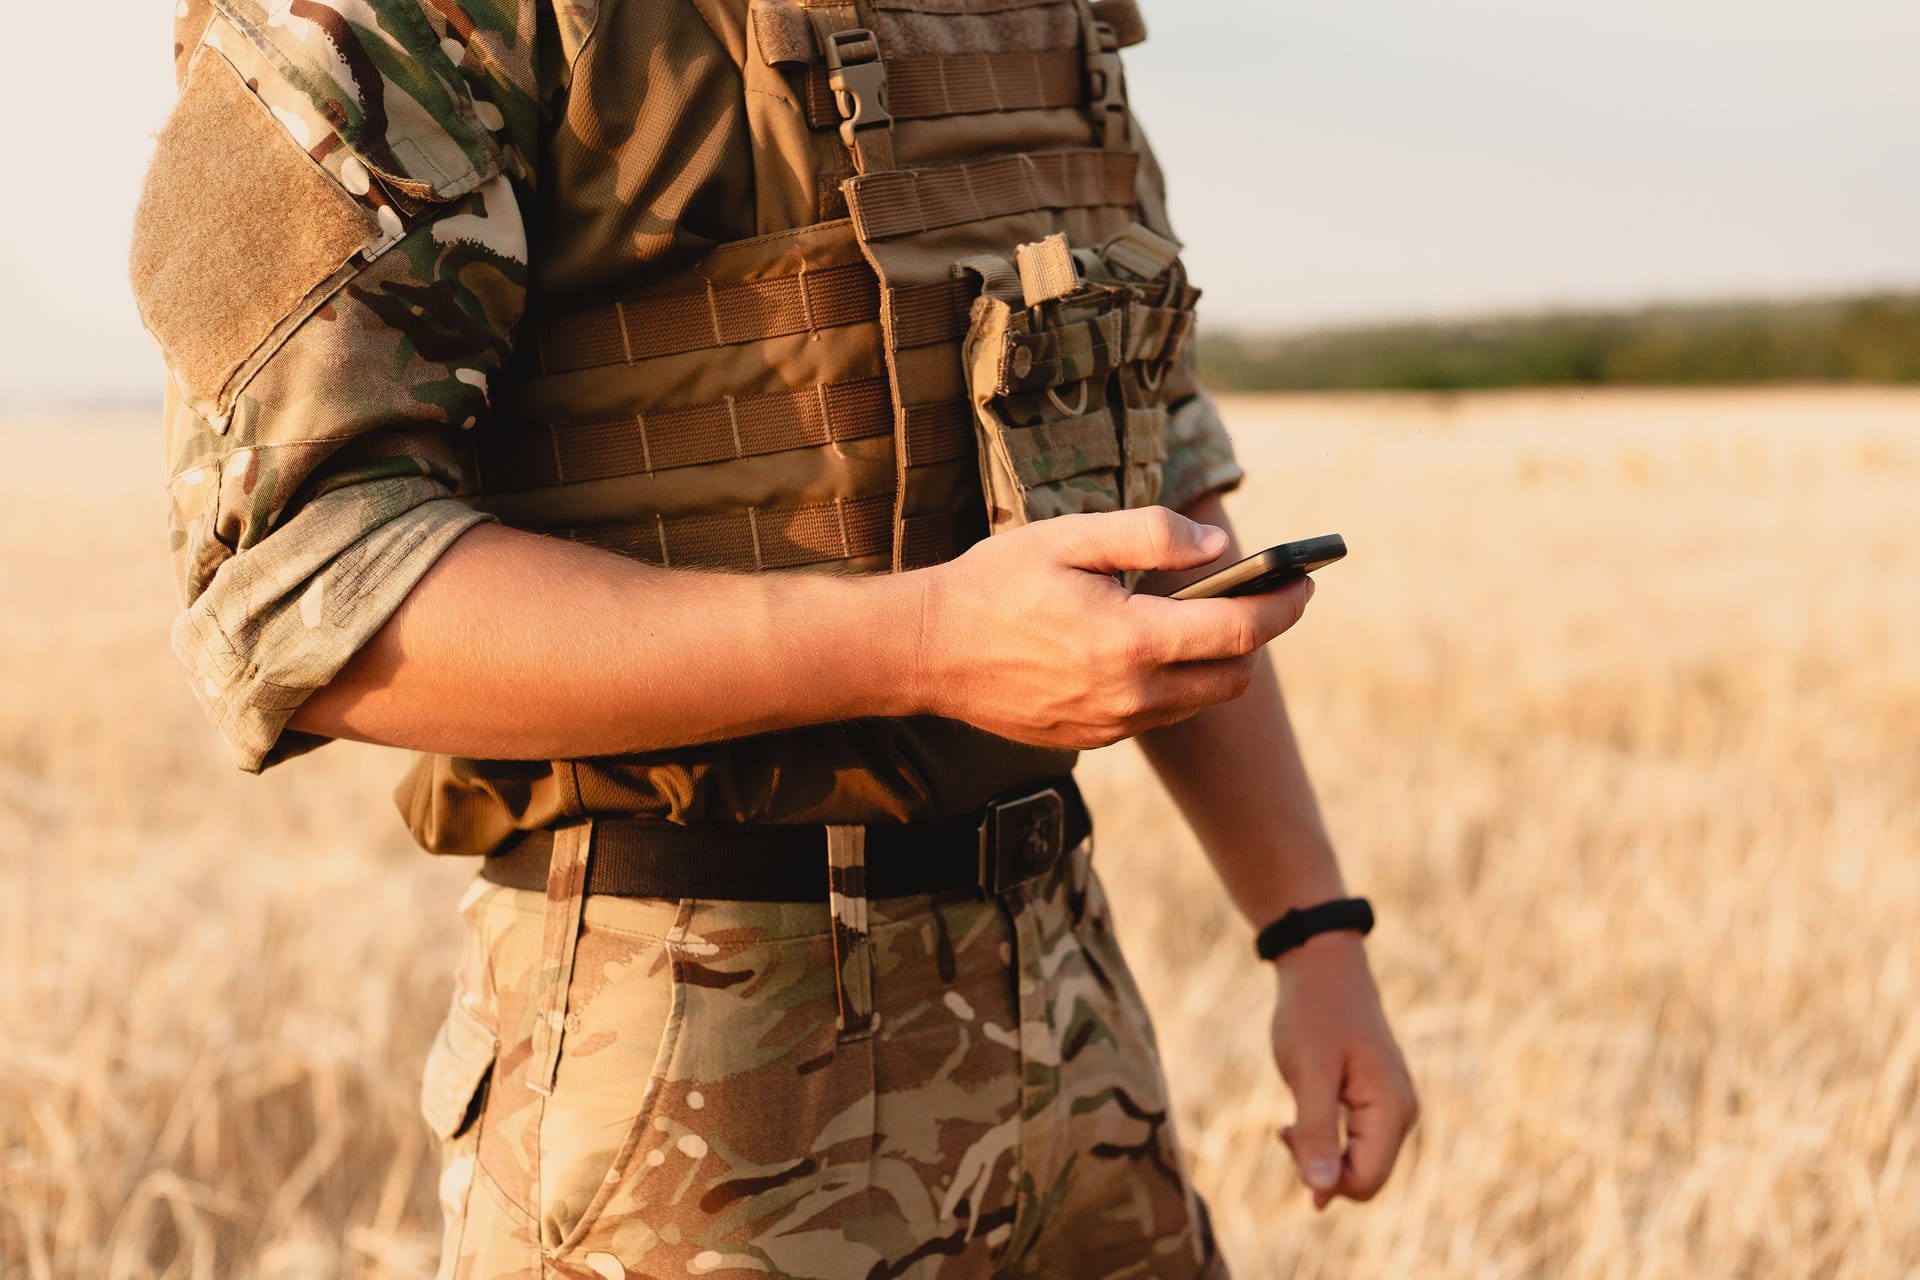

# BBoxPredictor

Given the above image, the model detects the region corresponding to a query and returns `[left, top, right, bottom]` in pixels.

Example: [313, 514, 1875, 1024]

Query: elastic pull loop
[1046, 380, 1091, 417]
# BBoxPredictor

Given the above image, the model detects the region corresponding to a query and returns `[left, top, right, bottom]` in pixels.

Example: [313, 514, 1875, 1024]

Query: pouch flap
[1089, 0, 1148, 48]
[1001, 308, 1125, 394]
[1015, 234, 1080, 308]
[420, 997, 497, 1140]
[1123, 298, 1198, 365]
[209, 0, 501, 203]
[751, 0, 818, 65]
[1002, 412, 1122, 487]
[1101, 223, 1182, 283]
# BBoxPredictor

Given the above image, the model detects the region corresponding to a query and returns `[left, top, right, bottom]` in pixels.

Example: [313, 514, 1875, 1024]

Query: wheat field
[2, 388, 1915, 1278]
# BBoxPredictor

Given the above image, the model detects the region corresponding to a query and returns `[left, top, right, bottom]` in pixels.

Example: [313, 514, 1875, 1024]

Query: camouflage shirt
[132, 0, 1243, 784]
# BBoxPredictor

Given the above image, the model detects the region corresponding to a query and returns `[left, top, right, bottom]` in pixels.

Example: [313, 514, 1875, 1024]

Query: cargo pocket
[548, 917, 874, 1276]
[419, 995, 497, 1274]
[539, 911, 688, 1256]
[959, 229, 1199, 539]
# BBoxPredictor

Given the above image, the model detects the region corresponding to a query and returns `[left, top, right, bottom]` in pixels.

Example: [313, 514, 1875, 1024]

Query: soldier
[133, 0, 1416, 1275]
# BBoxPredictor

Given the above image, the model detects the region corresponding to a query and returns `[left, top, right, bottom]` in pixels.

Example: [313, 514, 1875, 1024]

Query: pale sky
[2, 0, 1914, 405]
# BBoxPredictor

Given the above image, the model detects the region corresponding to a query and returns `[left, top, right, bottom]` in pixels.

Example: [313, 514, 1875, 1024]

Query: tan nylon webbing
[803, 48, 1084, 128]
[850, 149, 1139, 242]
[902, 399, 973, 466]
[889, 279, 975, 349]
[533, 262, 881, 376]
[464, 377, 948, 495]
[563, 494, 974, 572]
[901, 507, 978, 570]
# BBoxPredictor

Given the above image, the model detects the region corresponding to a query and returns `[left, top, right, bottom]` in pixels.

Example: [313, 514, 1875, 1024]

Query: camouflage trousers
[419, 833, 1225, 1279]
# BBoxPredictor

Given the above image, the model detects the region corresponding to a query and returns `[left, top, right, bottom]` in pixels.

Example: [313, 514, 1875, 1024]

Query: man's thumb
[1047, 507, 1228, 575]
[1282, 1078, 1345, 1192]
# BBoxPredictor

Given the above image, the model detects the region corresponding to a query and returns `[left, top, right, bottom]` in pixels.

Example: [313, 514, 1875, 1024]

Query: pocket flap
[1001, 308, 1126, 395]
[1003, 410, 1123, 487]
[209, 0, 501, 203]
[421, 997, 497, 1141]
[1089, 0, 1149, 48]
[750, 0, 816, 65]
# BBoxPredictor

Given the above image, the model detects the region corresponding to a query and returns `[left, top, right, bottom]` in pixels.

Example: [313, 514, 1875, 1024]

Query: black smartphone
[1167, 534, 1347, 600]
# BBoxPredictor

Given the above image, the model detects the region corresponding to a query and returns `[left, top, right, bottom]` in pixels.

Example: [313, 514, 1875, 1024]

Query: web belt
[479, 777, 1091, 901]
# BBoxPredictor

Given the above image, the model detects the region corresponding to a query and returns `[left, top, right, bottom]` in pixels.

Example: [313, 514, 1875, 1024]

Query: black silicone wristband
[1255, 897, 1374, 962]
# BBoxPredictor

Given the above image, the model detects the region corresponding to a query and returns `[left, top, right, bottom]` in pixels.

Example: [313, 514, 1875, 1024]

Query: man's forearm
[1135, 494, 1347, 926]
[289, 522, 924, 759]
[1142, 497, 1417, 1209]
[287, 506, 1315, 763]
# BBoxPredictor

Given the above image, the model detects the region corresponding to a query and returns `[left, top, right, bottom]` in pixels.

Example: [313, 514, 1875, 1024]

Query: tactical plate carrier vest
[461, 0, 1196, 570]
[402, 0, 1208, 849]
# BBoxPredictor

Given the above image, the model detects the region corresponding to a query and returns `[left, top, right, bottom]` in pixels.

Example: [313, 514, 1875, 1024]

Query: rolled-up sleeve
[1158, 389, 1245, 514]
[135, 2, 536, 770]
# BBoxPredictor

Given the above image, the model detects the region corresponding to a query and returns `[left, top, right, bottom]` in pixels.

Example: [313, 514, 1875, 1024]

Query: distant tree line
[1198, 292, 1920, 392]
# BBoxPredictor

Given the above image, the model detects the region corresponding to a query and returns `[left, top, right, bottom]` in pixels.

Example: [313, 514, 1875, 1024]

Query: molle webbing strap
[468, 391, 968, 493]
[801, 48, 1085, 128]
[467, 377, 909, 493]
[532, 262, 881, 376]
[880, 258, 1188, 361]
[561, 492, 976, 572]
[849, 148, 1139, 242]
[902, 507, 981, 569]
[888, 279, 977, 349]
[901, 399, 973, 466]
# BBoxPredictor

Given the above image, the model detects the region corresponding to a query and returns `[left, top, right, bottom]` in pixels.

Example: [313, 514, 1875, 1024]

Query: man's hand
[1272, 933, 1419, 1209]
[914, 507, 1313, 749]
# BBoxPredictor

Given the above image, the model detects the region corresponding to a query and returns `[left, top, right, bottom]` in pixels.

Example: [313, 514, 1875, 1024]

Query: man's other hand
[1273, 932, 1419, 1209]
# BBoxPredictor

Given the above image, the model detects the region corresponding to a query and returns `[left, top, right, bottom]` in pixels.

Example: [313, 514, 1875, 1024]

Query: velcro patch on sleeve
[130, 45, 379, 419]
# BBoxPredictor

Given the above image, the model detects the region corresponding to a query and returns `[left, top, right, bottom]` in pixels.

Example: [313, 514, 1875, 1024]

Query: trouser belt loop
[827, 824, 879, 1042]
[527, 819, 594, 1096]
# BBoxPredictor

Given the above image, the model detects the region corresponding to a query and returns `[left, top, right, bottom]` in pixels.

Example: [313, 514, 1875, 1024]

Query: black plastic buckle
[976, 786, 1066, 896]
[1084, 21, 1127, 147]
[823, 28, 892, 151]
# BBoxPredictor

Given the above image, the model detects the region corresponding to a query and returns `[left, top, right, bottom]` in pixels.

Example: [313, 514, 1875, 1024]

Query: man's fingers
[1335, 1059, 1419, 1202]
[1143, 656, 1257, 721]
[1133, 576, 1313, 664]
[1044, 507, 1228, 575]
[1334, 1108, 1401, 1202]
[1282, 1058, 1346, 1199]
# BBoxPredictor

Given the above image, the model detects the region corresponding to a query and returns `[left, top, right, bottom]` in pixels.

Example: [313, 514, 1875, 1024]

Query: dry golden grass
[2, 388, 1916, 1278]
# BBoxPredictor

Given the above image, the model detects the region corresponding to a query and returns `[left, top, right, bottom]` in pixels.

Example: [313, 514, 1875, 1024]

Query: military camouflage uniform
[423, 840, 1221, 1278]
[135, 1, 1242, 1274]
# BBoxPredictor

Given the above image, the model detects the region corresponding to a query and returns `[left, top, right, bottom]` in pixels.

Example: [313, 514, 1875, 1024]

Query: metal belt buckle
[977, 786, 1066, 895]
[823, 28, 892, 150]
